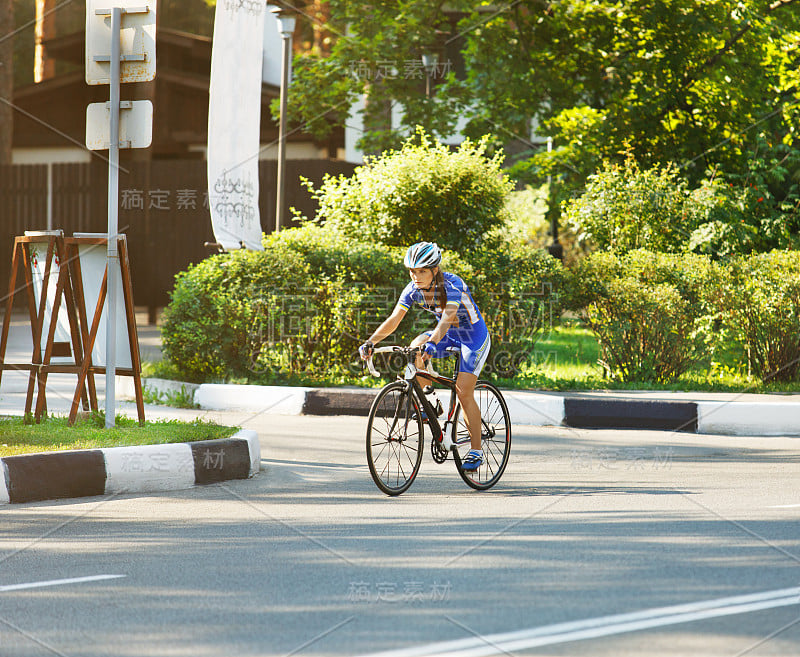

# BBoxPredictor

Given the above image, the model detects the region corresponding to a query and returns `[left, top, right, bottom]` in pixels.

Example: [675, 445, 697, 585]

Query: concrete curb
[0, 429, 260, 505]
[140, 379, 800, 437]
[697, 401, 800, 436]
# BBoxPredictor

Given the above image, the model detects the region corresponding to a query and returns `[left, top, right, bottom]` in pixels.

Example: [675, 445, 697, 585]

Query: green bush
[562, 158, 695, 253]
[303, 127, 513, 252]
[715, 250, 800, 383]
[160, 225, 473, 383]
[573, 250, 718, 382]
[262, 223, 405, 284]
[160, 224, 564, 384]
[562, 152, 800, 259]
[468, 240, 566, 376]
[689, 136, 800, 257]
[568, 249, 717, 312]
[685, 176, 765, 257]
[587, 279, 701, 383]
[160, 246, 312, 382]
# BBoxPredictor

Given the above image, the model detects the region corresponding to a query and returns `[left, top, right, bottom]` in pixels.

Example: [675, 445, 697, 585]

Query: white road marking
[768, 504, 800, 508]
[0, 574, 126, 593]
[359, 587, 800, 657]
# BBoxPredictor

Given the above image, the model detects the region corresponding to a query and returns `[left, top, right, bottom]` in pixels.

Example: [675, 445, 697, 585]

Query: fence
[0, 159, 356, 320]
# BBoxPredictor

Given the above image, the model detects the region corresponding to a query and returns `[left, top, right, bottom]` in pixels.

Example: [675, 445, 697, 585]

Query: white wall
[343, 94, 366, 164]
[189, 143, 329, 160]
[343, 96, 475, 163]
[12, 148, 92, 165]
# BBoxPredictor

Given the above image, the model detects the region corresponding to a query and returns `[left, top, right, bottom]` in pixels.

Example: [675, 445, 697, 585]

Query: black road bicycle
[364, 345, 511, 496]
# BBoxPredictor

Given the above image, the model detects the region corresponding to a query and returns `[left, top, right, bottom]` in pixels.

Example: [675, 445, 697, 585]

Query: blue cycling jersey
[396, 271, 486, 339]
[396, 271, 490, 376]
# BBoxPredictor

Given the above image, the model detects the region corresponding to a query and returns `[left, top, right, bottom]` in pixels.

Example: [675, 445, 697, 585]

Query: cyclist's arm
[428, 302, 459, 344]
[367, 305, 407, 345]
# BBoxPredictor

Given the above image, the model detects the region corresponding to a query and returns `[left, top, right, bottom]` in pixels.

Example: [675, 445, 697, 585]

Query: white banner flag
[207, 0, 266, 251]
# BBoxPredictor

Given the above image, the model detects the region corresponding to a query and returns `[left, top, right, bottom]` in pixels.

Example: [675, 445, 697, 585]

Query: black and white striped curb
[183, 382, 800, 437]
[0, 430, 259, 505]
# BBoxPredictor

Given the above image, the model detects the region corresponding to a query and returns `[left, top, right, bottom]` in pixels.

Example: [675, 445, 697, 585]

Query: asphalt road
[1, 414, 799, 657]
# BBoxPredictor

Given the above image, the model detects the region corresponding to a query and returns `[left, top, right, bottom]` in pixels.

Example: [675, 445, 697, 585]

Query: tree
[286, 0, 475, 154]
[0, 0, 13, 164]
[458, 0, 800, 189]
[285, 1, 800, 195]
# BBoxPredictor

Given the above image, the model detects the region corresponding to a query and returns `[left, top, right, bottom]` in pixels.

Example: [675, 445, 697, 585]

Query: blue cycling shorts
[423, 324, 491, 377]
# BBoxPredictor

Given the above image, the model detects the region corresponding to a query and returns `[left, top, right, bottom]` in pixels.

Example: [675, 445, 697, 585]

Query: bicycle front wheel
[452, 381, 511, 490]
[366, 381, 424, 496]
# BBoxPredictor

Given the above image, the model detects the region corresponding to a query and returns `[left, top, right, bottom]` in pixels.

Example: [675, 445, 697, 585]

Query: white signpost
[85, 1, 155, 427]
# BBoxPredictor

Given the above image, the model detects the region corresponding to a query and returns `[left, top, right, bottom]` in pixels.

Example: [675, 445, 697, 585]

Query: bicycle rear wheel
[366, 381, 424, 496]
[452, 381, 511, 490]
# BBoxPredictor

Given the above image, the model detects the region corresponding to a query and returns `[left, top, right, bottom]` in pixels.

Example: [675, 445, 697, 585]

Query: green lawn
[500, 321, 798, 393]
[0, 414, 238, 458]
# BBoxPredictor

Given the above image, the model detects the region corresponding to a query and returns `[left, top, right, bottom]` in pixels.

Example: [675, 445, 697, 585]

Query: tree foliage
[287, 0, 475, 153]
[287, 1, 800, 206]
[455, 1, 800, 185]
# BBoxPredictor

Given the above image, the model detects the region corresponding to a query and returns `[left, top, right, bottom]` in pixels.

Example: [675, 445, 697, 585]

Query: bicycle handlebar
[365, 345, 454, 378]
[365, 345, 418, 377]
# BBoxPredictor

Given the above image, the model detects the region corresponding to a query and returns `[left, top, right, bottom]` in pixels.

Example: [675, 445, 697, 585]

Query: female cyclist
[359, 242, 491, 471]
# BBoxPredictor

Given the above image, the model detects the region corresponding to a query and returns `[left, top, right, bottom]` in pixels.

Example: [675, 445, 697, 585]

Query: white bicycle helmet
[403, 242, 442, 269]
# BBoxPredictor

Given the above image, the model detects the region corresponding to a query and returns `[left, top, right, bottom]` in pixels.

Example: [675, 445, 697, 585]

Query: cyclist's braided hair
[434, 268, 447, 313]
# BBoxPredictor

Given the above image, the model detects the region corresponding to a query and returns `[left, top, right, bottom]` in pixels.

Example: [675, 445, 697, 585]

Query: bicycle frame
[368, 346, 463, 462]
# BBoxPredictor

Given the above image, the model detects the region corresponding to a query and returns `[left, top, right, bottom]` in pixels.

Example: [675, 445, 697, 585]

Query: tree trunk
[0, 0, 13, 164]
[34, 0, 57, 82]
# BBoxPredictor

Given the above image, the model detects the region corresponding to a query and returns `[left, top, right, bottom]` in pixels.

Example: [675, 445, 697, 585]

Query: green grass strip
[0, 414, 239, 458]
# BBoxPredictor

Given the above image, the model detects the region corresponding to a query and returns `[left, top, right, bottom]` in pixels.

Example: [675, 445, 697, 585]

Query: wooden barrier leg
[0, 242, 22, 390]
[34, 256, 74, 422]
[22, 244, 45, 418]
[69, 268, 108, 426]
[119, 239, 145, 425]
[63, 244, 90, 411]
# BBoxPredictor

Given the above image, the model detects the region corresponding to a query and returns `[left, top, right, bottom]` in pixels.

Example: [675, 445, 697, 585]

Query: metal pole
[46, 162, 53, 230]
[546, 136, 563, 261]
[105, 6, 121, 428]
[275, 29, 291, 233]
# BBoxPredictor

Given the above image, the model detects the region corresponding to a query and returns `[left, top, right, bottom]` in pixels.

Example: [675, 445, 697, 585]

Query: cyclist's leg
[455, 329, 491, 451]
[455, 371, 481, 450]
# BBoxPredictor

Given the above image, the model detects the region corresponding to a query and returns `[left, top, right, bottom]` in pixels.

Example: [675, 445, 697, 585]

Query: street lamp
[421, 52, 438, 98]
[271, 4, 296, 232]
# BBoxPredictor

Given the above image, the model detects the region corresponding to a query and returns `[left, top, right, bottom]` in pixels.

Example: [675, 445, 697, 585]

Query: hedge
[571, 250, 719, 383]
[714, 250, 800, 382]
[572, 249, 800, 384]
[161, 225, 565, 383]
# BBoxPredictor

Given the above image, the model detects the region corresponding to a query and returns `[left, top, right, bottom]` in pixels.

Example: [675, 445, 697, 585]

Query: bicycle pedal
[431, 441, 448, 464]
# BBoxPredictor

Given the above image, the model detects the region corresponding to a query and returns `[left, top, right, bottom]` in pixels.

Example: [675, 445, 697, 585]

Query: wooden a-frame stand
[0, 233, 145, 425]
[65, 235, 145, 426]
[0, 232, 89, 421]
